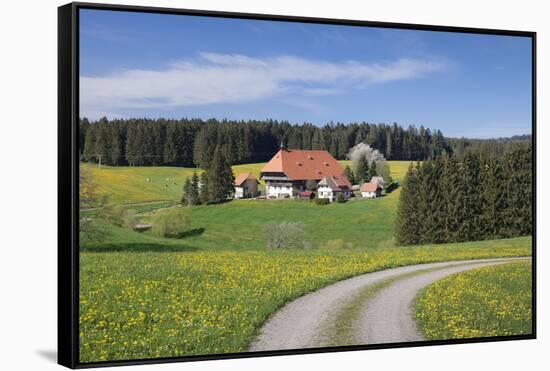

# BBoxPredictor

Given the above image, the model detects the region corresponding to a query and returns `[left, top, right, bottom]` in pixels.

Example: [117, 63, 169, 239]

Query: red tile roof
[234, 173, 258, 186]
[261, 149, 345, 181]
[332, 175, 352, 189]
[360, 182, 381, 192]
[319, 175, 352, 191]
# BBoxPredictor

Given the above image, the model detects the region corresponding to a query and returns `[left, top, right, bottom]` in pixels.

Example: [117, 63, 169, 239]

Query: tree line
[80, 117, 456, 167]
[447, 135, 532, 162]
[395, 144, 532, 245]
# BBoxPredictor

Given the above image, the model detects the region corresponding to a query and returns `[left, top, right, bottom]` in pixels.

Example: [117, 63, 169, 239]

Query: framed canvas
[58, 2, 536, 368]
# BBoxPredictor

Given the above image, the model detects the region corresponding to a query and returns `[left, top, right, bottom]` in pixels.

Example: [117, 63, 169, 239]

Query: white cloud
[80, 53, 445, 119]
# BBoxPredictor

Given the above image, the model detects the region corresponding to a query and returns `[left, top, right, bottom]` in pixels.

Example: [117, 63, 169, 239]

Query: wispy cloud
[80, 53, 446, 119]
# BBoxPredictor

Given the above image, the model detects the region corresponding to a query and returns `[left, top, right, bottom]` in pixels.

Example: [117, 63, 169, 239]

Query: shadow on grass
[80, 242, 199, 253]
[204, 199, 233, 206]
[170, 227, 206, 239]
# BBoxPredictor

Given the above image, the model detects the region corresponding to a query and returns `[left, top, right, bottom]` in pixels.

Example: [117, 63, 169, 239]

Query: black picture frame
[58, 2, 537, 369]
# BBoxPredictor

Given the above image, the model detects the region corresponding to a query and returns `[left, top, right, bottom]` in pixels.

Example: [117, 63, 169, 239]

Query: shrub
[314, 198, 330, 205]
[336, 193, 346, 203]
[102, 204, 126, 226]
[385, 181, 399, 193]
[152, 208, 190, 238]
[264, 221, 306, 249]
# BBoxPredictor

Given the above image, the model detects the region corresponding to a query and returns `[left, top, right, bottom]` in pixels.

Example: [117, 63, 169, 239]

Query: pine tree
[181, 177, 191, 205]
[151, 122, 165, 166]
[82, 124, 97, 162]
[133, 123, 146, 166]
[344, 165, 355, 185]
[312, 129, 324, 150]
[456, 152, 482, 241]
[480, 158, 506, 239]
[395, 163, 422, 245]
[199, 171, 209, 204]
[386, 130, 393, 159]
[109, 123, 121, 165]
[142, 122, 155, 166]
[163, 122, 178, 165]
[442, 157, 463, 242]
[188, 172, 200, 205]
[420, 159, 446, 243]
[502, 145, 532, 236]
[206, 147, 235, 203]
[95, 121, 110, 166]
[193, 125, 217, 168]
[79, 118, 90, 154]
[355, 156, 369, 183]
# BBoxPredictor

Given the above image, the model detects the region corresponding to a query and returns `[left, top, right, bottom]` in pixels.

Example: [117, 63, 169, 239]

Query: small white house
[317, 175, 352, 202]
[360, 182, 382, 198]
[234, 173, 259, 199]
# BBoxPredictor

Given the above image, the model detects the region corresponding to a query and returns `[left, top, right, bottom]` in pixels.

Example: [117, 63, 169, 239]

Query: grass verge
[415, 261, 532, 340]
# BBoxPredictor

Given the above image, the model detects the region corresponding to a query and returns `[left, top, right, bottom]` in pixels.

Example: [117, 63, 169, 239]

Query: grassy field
[82, 195, 400, 251]
[415, 261, 532, 340]
[80, 236, 532, 362]
[82, 160, 412, 204]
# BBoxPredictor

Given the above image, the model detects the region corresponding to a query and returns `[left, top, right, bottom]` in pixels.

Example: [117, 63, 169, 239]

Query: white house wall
[266, 185, 293, 198]
[362, 191, 377, 198]
[234, 186, 244, 199]
[317, 186, 333, 200]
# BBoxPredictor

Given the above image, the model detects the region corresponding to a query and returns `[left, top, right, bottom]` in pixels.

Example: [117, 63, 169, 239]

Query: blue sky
[79, 9, 532, 138]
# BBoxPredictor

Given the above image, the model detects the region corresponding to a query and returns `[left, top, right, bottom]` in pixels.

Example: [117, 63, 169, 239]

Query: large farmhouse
[260, 147, 349, 198]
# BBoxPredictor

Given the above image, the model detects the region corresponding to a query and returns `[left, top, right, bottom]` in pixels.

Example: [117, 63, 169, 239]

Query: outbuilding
[360, 182, 382, 198]
[234, 173, 259, 199]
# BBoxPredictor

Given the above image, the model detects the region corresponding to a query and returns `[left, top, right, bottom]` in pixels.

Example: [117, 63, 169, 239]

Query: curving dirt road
[249, 257, 530, 351]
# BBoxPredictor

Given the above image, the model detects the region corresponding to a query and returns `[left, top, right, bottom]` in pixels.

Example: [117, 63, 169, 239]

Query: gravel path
[249, 257, 530, 351]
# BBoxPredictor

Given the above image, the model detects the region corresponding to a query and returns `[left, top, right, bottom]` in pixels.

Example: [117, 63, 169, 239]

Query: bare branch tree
[264, 221, 306, 249]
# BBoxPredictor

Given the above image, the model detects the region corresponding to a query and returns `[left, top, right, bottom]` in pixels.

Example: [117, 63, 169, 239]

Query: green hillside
[82, 193, 399, 251]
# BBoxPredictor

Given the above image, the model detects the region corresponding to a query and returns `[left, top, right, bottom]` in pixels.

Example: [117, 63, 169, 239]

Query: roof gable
[360, 182, 381, 192]
[261, 149, 345, 180]
[319, 175, 352, 191]
[234, 173, 258, 186]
